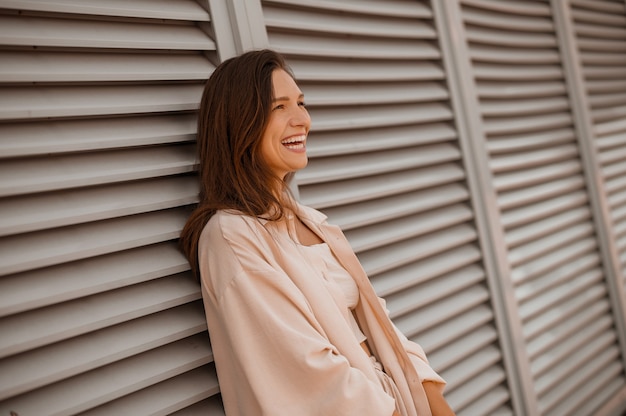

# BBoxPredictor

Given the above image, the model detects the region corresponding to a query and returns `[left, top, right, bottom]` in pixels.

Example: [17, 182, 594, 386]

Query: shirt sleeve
[378, 297, 447, 387]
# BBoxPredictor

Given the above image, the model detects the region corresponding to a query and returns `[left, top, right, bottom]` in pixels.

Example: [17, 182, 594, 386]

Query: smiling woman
[179, 49, 454, 416]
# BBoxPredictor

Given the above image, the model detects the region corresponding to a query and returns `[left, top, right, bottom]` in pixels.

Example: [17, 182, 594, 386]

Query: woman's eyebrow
[272, 93, 305, 102]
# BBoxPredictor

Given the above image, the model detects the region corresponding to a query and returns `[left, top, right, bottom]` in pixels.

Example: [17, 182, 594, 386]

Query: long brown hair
[180, 49, 296, 279]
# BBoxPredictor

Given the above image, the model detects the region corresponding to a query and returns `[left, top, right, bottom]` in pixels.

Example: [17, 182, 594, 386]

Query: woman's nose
[290, 108, 311, 128]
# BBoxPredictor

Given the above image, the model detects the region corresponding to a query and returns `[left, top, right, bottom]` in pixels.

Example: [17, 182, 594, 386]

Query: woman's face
[260, 69, 311, 180]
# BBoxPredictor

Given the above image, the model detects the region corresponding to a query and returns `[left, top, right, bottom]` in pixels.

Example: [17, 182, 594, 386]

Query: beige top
[198, 204, 445, 416]
[298, 242, 367, 344]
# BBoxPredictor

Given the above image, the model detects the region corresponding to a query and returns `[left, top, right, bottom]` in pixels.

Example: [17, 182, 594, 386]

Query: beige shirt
[198, 204, 445, 416]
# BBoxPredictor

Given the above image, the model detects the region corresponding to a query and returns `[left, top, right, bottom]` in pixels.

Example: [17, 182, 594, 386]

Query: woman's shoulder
[201, 210, 268, 245]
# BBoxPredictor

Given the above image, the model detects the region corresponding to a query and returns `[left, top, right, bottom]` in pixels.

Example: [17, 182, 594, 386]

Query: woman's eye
[273, 104, 285, 111]
[298, 101, 306, 107]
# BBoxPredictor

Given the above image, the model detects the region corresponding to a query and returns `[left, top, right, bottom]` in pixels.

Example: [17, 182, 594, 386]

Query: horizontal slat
[80, 366, 219, 416]
[466, 25, 556, 48]
[494, 159, 582, 192]
[536, 328, 615, 395]
[462, 5, 553, 32]
[303, 81, 449, 107]
[262, 0, 433, 19]
[0, 144, 195, 197]
[487, 127, 573, 154]
[308, 102, 453, 131]
[264, 3, 435, 38]
[531, 314, 613, 377]
[516, 253, 600, 304]
[501, 190, 588, 229]
[589, 92, 626, 109]
[519, 268, 603, 322]
[306, 122, 456, 158]
[0, 302, 206, 400]
[0, 51, 213, 82]
[371, 245, 481, 298]
[482, 96, 570, 118]
[434, 329, 499, 384]
[300, 163, 465, 209]
[575, 22, 626, 40]
[526, 299, 609, 360]
[345, 204, 472, 252]
[571, 6, 626, 27]
[0, 207, 188, 276]
[523, 285, 607, 341]
[0, 84, 203, 121]
[490, 144, 579, 173]
[592, 105, 626, 126]
[417, 304, 493, 352]
[0, 0, 211, 20]
[498, 176, 585, 211]
[461, 0, 550, 17]
[456, 387, 512, 416]
[326, 182, 469, 230]
[472, 63, 563, 81]
[0, 15, 215, 50]
[358, 224, 477, 276]
[571, 0, 626, 15]
[0, 242, 188, 317]
[594, 118, 626, 141]
[580, 50, 626, 65]
[483, 112, 572, 137]
[445, 365, 507, 412]
[299, 143, 460, 185]
[288, 58, 445, 82]
[477, 80, 566, 99]
[0, 176, 198, 236]
[0, 114, 197, 158]
[552, 369, 625, 416]
[395, 286, 490, 336]
[511, 238, 597, 285]
[385, 266, 484, 318]
[270, 32, 440, 59]
[585, 66, 626, 81]
[599, 146, 626, 165]
[0, 274, 200, 358]
[0, 334, 212, 416]
[540, 348, 621, 414]
[508, 223, 595, 268]
[585, 79, 626, 95]
[505, 206, 591, 248]
[469, 45, 560, 65]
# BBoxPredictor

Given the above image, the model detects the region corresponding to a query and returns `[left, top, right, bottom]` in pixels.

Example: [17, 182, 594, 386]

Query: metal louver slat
[0, 0, 211, 20]
[0, 15, 214, 50]
[0, 273, 200, 359]
[79, 366, 219, 416]
[0, 242, 188, 317]
[0, 334, 213, 416]
[0, 114, 197, 157]
[0, 51, 213, 83]
[0, 2, 219, 412]
[0, 302, 206, 399]
[264, 0, 510, 413]
[0, 84, 203, 120]
[0, 145, 195, 197]
[0, 208, 188, 276]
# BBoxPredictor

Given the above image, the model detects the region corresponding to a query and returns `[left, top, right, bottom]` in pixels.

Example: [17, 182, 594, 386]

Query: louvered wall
[459, 0, 626, 415]
[262, 0, 512, 414]
[0, 1, 224, 414]
[570, 0, 626, 287]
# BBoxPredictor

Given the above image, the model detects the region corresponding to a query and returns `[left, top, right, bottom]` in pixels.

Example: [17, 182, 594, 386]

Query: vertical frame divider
[431, 0, 538, 414]
[551, 0, 626, 371]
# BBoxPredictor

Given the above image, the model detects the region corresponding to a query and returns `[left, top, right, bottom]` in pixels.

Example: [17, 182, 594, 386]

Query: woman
[180, 49, 454, 415]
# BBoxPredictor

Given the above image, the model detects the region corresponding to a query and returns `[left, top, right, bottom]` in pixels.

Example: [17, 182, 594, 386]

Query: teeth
[281, 135, 306, 145]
